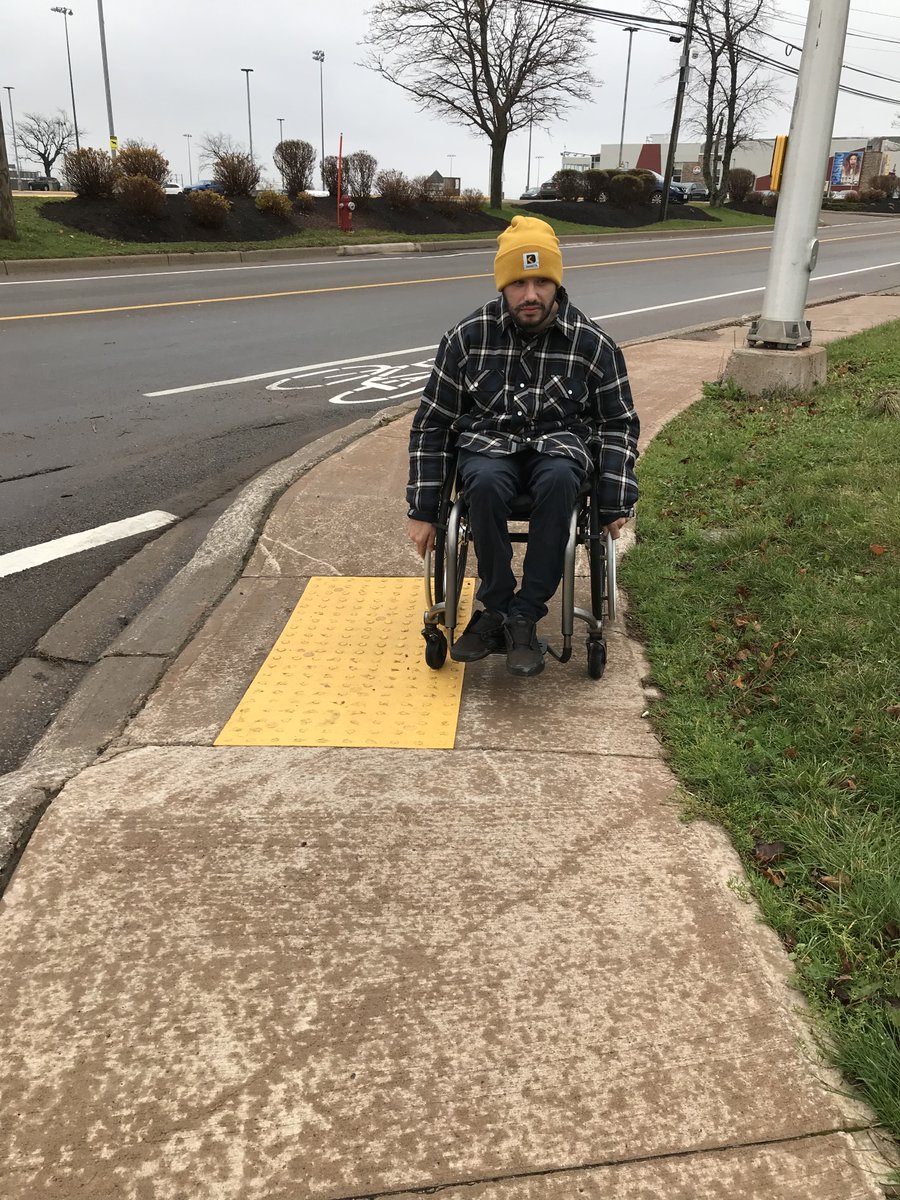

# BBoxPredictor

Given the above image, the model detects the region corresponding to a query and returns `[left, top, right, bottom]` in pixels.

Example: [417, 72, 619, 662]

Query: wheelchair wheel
[423, 625, 448, 670]
[433, 515, 469, 610]
[587, 638, 607, 680]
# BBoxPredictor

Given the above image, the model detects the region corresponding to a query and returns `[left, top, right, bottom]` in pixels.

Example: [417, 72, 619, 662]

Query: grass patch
[1, 196, 774, 261]
[621, 322, 900, 1137]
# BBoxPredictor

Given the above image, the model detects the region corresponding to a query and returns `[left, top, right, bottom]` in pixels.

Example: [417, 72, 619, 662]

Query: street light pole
[50, 7, 80, 152]
[747, 0, 852, 349]
[617, 27, 639, 169]
[535, 154, 543, 184]
[313, 50, 325, 179]
[95, 0, 117, 156]
[277, 117, 285, 189]
[241, 68, 254, 162]
[3, 87, 22, 184]
[183, 133, 192, 186]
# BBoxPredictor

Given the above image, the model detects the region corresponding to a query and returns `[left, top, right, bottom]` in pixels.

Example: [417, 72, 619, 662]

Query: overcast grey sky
[4, 1, 900, 191]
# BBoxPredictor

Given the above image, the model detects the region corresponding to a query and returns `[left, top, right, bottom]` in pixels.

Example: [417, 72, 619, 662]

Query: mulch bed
[524, 199, 717, 227]
[39, 194, 508, 244]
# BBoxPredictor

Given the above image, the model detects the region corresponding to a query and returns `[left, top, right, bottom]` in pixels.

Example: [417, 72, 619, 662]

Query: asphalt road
[2, 213, 900, 699]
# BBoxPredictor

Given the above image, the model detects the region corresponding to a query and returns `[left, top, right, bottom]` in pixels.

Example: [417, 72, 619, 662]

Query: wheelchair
[421, 456, 617, 679]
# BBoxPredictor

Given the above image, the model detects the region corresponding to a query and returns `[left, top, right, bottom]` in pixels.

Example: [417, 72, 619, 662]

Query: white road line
[0, 510, 178, 579]
[144, 255, 900, 399]
[595, 258, 900, 321]
[144, 343, 440, 397]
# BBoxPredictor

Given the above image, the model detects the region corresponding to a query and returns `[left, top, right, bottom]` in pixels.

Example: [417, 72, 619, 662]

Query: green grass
[620, 323, 900, 1137]
[0, 195, 774, 261]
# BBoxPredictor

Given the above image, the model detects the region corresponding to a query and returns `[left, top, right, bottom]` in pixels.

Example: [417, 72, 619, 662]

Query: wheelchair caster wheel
[422, 626, 448, 670]
[587, 639, 607, 680]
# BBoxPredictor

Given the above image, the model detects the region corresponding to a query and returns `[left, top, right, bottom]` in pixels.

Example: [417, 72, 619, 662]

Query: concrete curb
[0, 397, 419, 895]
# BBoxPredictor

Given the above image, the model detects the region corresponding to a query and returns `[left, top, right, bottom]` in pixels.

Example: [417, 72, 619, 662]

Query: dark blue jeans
[457, 447, 585, 621]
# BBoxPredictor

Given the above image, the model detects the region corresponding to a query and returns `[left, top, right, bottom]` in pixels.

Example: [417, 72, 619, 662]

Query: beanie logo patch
[523, 251, 540, 270]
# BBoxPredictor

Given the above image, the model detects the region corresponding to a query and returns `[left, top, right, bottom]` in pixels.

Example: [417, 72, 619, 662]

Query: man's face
[503, 277, 558, 328]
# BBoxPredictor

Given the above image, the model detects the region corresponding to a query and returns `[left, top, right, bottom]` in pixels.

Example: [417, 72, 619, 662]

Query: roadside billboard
[831, 149, 865, 188]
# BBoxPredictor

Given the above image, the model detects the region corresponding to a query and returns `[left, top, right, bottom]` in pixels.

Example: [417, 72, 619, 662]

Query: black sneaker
[449, 610, 507, 662]
[504, 614, 545, 677]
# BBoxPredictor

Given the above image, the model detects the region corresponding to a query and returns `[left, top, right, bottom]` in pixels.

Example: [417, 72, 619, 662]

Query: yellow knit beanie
[494, 215, 563, 292]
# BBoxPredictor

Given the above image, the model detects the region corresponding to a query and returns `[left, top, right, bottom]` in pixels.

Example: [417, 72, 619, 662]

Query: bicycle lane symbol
[267, 359, 434, 405]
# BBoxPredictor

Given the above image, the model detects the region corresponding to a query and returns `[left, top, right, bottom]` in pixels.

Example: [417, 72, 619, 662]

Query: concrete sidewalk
[2, 295, 899, 1199]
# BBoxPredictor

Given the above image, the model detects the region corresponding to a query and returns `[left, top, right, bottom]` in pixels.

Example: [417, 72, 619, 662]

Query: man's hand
[408, 518, 437, 558]
[602, 517, 630, 540]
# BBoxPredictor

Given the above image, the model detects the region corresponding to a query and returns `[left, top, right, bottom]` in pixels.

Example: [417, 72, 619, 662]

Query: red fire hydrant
[338, 194, 355, 232]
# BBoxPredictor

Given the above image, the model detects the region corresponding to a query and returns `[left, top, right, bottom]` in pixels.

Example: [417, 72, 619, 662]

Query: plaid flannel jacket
[407, 288, 640, 522]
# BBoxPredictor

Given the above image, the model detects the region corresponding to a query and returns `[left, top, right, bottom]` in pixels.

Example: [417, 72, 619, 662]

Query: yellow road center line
[2, 229, 895, 323]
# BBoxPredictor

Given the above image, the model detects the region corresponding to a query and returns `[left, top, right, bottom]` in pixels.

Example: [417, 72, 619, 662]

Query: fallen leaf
[731, 676, 745, 690]
[869, 544, 887, 556]
[838, 778, 857, 790]
[735, 585, 750, 601]
[819, 873, 851, 891]
[762, 867, 785, 887]
[886, 705, 900, 720]
[784, 746, 798, 759]
[797, 567, 808, 576]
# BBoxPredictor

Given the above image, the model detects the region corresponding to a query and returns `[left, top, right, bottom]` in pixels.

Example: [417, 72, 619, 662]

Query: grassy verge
[1, 196, 774, 261]
[620, 322, 900, 1138]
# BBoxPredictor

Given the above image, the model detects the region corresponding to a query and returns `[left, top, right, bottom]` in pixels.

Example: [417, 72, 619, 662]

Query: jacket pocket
[466, 368, 506, 414]
[543, 372, 588, 418]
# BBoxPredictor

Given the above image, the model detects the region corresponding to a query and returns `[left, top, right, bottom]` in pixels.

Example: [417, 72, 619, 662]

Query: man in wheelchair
[407, 215, 639, 677]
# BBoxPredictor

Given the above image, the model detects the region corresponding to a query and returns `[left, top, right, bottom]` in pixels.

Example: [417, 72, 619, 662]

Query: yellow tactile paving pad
[215, 577, 474, 750]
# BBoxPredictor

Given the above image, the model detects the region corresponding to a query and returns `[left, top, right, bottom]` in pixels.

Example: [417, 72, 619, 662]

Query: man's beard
[512, 298, 556, 329]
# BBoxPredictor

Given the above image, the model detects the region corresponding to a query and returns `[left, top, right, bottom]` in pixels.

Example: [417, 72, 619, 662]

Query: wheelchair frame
[421, 463, 617, 679]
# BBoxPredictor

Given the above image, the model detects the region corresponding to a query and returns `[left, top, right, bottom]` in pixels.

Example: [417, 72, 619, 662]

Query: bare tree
[343, 151, 378, 207]
[1, 109, 17, 240]
[274, 139, 317, 195]
[17, 110, 82, 179]
[654, 0, 775, 205]
[197, 132, 239, 174]
[362, 0, 597, 208]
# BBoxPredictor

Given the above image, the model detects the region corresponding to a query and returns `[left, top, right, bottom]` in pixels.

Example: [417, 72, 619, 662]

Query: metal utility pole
[748, 0, 852, 348]
[525, 97, 534, 188]
[3, 87, 22, 184]
[95, 0, 117, 156]
[0, 107, 18, 239]
[617, 27, 639, 169]
[183, 133, 193, 186]
[659, 0, 699, 222]
[313, 50, 325, 176]
[277, 117, 285, 189]
[50, 8, 81, 151]
[241, 68, 254, 162]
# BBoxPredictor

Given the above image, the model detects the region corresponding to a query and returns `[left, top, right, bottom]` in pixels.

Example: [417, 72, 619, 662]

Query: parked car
[163, 182, 182, 196]
[182, 180, 225, 194]
[676, 181, 710, 201]
[537, 179, 560, 199]
[27, 177, 62, 191]
[643, 171, 688, 205]
[519, 186, 541, 199]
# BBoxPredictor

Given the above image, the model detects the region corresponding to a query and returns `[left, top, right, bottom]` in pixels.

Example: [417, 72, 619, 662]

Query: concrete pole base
[722, 345, 828, 395]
